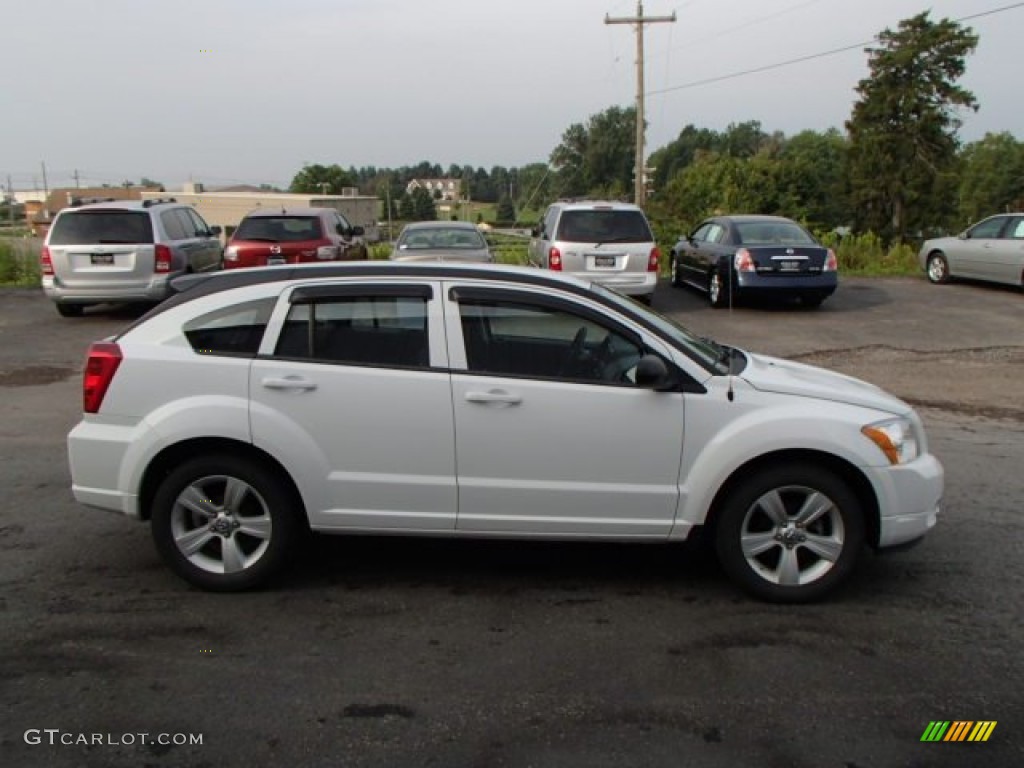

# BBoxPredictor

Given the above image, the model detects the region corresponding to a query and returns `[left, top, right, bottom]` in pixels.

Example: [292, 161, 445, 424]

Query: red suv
[223, 207, 367, 269]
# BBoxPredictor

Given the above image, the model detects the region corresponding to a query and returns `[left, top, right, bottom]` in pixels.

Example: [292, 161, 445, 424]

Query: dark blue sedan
[669, 215, 838, 308]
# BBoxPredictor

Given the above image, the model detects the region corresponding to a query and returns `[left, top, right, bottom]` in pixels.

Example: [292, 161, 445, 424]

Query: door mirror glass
[635, 354, 672, 390]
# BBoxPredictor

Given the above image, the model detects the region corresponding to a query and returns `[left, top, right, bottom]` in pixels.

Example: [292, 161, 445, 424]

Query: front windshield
[589, 283, 735, 374]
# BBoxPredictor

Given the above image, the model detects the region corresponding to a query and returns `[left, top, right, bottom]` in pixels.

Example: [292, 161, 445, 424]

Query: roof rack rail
[69, 196, 118, 207]
[142, 197, 178, 208]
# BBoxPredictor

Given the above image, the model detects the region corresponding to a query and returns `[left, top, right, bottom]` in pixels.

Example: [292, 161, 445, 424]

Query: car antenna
[727, 259, 735, 401]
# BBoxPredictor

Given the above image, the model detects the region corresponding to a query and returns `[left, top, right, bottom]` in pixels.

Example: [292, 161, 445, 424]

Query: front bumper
[870, 452, 943, 549]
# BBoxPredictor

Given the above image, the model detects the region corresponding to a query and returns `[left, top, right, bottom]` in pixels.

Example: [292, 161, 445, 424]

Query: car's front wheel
[55, 303, 84, 318]
[714, 464, 865, 602]
[926, 252, 950, 284]
[669, 253, 682, 288]
[151, 454, 302, 591]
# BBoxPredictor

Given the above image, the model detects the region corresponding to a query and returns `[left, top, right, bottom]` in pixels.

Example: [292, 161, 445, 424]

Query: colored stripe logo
[921, 721, 997, 742]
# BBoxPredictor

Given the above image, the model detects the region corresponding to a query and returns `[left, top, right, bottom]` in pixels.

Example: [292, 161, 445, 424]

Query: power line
[647, 1, 1024, 97]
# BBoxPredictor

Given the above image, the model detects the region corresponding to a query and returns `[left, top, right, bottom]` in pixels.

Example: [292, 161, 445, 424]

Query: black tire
[926, 252, 950, 284]
[801, 295, 825, 309]
[151, 454, 302, 591]
[55, 303, 84, 318]
[669, 253, 682, 288]
[708, 269, 729, 309]
[714, 464, 865, 602]
[636, 294, 653, 306]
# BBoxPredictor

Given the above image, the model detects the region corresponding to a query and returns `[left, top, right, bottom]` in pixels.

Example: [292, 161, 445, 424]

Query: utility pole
[605, 1, 675, 208]
[40, 162, 50, 219]
[73, 169, 81, 188]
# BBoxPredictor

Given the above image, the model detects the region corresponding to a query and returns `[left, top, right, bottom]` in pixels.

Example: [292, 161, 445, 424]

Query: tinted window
[690, 223, 711, 242]
[399, 227, 486, 250]
[183, 299, 275, 356]
[173, 209, 199, 238]
[161, 210, 188, 240]
[969, 217, 1007, 239]
[275, 296, 428, 368]
[735, 221, 815, 245]
[235, 216, 324, 242]
[459, 300, 644, 385]
[556, 209, 653, 243]
[48, 211, 154, 245]
[186, 208, 211, 236]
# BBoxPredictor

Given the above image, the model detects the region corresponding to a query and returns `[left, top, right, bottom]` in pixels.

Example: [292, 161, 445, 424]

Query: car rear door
[443, 283, 686, 537]
[987, 215, 1024, 285]
[249, 281, 457, 531]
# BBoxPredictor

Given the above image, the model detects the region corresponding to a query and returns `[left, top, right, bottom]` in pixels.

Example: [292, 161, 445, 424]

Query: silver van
[528, 200, 659, 303]
[41, 199, 222, 317]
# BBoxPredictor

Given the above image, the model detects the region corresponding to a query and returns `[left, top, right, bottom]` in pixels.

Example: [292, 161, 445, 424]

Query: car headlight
[861, 417, 919, 465]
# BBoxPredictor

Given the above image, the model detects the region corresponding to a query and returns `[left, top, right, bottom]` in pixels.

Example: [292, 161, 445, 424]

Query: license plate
[267, 257, 286, 266]
[594, 255, 616, 267]
[779, 261, 802, 271]
[90, 253, 114, 265]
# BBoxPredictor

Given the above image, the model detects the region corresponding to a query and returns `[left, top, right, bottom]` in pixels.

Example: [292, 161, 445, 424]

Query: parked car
[919, 213, 1024, 288]
[41, 199, 222, 317]
[67, 263, 942, 602]
[390, 221, 493, 263]
[669, 215, 838, 308]
[223, 207, 367, 269]
[528, 200, 659, 304]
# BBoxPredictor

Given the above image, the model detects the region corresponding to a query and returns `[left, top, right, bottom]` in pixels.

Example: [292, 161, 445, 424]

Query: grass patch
[0, 239, 40, 286]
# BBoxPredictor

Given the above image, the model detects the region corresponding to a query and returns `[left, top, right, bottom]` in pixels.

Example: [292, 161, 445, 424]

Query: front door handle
[465, 389, 522, 406]
[261, 376, 318, 392]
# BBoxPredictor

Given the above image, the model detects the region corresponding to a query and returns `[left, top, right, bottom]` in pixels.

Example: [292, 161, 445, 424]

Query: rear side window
[183, 299, 275, 356]
[556, 209, 653, 243]
[48, 211, 154, 245]
[161, 210, 188, 240]
[275, 296, 429, 368]
[234, 216, 323, 242]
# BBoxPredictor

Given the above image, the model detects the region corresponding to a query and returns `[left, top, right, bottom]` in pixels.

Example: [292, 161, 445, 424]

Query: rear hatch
[555, 208, 655, 274]
[46, 210, 155, 287]
[226, 215, 330, 267]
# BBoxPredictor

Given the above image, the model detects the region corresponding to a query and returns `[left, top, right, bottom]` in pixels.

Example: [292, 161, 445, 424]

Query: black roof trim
[290, 283, 433, 303]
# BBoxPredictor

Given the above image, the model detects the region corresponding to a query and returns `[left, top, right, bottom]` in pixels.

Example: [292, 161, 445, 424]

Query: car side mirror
[635, 354, 673, 390]
[351, 225, 365, 237]
[209, 225, 222, 237]
[531, 226, 541, 238]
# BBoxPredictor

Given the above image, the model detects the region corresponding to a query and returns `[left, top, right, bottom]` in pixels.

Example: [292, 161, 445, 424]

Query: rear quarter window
[183, 298, 276, 356]
[48, 211, 154, 245]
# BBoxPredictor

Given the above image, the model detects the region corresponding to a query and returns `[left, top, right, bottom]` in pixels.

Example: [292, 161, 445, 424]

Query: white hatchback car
[68, 263, 943, 601]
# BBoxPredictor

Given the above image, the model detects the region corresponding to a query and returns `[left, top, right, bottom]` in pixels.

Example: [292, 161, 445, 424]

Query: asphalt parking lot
[1, 277, 1022, 768]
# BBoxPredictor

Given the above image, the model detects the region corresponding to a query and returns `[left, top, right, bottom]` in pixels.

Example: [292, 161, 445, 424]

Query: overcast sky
[3, 0, 1021, 191]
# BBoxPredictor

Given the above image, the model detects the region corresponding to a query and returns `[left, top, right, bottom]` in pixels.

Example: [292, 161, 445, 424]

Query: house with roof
[405, 178, 462, 202]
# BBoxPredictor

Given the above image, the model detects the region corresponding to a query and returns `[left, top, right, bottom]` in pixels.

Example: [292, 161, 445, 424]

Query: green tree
[289, 163, 357, 195]
[410, 187, 436, 220]
[550, 106, 637, 199]
[776, 129, 850, 230]
[846, 12, 978, 243]
[958, 132, 1024, 224]
[495, 195, 516, 223]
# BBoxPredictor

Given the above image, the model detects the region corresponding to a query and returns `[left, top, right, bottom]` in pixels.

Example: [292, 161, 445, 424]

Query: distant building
[406, 178, 462, 202]
[27, 186, 160, 237]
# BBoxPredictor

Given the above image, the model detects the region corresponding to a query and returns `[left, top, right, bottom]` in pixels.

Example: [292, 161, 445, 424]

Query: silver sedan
[919, 213, 1024, 287]
[390, 221, 494, 263]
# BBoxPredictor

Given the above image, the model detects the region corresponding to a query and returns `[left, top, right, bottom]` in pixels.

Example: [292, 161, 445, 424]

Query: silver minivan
[41, 199, 222, 317]
[528, 200, 659, 303]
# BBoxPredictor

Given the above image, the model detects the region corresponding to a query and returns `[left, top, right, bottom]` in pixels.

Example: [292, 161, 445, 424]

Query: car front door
[443, 283, 686, 537]
[988, 215, 1024, 285]
[250, 282, 457, 531]
[185, 209, 222, 271]
[955, 216, 1009, 279]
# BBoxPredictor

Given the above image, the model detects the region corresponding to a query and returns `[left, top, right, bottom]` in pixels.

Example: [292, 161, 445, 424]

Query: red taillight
[548, 247, 562, 271]
[824, 248, 838, 272]
[154, 244, 172, 273]
[83, 342, 122, 414]
[647, 247, 661, 272]
[41, 246, 54, 276]
[734, 248, 756, 272]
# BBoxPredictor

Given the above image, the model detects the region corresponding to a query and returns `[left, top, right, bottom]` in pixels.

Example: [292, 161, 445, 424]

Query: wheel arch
[138, 437, 307, 526]
[701, 448, 881, 548]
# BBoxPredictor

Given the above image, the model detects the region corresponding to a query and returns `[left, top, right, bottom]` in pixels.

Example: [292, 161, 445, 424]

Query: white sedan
[67, 263, 943, 602]
[920, 213, 1024, 287]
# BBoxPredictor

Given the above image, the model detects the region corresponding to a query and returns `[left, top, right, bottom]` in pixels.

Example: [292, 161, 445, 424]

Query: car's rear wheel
[708, 270, 728, 309]
[926, 252, 950, 284]
[151, 454, 302, 591]
[55, 303, 84, 318]
[714, 464, 865, 602]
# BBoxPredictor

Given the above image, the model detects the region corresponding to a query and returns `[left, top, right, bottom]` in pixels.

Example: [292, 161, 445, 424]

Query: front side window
[459, 299, 645, 385]
[275, 295, 429, 368]
[173, 209, 199, 239]
[183, 298, 275, 356]
[161, 210, 187, 241]
[968, 217, 1007, 239]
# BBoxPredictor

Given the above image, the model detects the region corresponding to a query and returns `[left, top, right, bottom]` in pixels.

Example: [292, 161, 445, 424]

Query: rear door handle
[261, 376, 318, 392]
[465, 389, 522, 406]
